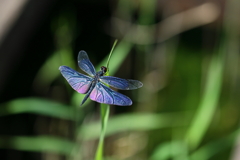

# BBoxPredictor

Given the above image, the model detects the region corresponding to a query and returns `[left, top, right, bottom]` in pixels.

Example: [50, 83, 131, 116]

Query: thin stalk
[94, 40, 118, 160]
[94, 103, 110, 160]
[106, 39, 118, 75]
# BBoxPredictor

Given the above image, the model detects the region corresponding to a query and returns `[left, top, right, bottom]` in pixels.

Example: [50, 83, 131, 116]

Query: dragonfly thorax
[95, 66, 107, 81]
[95, 71, 102, 80]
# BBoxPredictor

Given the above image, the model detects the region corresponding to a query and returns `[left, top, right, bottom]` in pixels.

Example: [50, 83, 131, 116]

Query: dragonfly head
[101, 66, 108, 75]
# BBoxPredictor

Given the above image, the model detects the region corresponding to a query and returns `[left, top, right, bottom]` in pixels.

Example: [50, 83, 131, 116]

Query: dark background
[0, 0, 240, 160]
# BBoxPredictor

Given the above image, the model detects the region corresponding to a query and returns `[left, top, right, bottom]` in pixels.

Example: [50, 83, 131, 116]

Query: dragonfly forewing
[100, 76, 143, 90]
[59, 66, 93, 94]
[78, 50, 96, 76]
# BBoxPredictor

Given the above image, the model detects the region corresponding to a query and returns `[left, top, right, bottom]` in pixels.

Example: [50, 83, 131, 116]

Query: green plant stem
[95, 104, 110, 160]
[95, 40, 118, 160]
[106, 39, 118, 74]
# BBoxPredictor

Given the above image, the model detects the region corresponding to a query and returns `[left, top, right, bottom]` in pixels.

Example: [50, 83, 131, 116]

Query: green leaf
[0, 98, 75, 120]
[151, 141, 188, 160]
[79, 112, 191, 140]
[0, 136, 75, 155]
[33, 48, 75, 92]
[185, 51, 224, 149]
[190, 129, 240, 160]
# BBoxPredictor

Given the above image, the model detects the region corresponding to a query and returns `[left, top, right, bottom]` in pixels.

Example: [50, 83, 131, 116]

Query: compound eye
[101, 66, 108, 73]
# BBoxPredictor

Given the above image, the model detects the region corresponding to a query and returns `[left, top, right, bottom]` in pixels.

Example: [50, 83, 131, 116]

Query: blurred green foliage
[1, 0, 240, 160]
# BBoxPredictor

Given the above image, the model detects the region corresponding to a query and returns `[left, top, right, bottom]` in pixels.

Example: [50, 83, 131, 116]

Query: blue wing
[59, 66, 93, 94]
[78, 50, 96, 77]
[100, 76, 143, 90]
[89, 82, 132, 106]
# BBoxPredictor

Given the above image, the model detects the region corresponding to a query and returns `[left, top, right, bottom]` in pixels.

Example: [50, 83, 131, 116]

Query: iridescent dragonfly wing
[100, 76, 143, 90]
[59, 66, 93, 94]
[78, 50, 96, 77]
[90, 82, 132, 106]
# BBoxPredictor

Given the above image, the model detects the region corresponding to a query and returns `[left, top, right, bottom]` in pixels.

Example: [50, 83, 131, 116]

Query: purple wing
[90, 82, 132, 106]
[59, 66, 93, 94]
[100, 76, 143, 90]
[78, 50, 96, 77]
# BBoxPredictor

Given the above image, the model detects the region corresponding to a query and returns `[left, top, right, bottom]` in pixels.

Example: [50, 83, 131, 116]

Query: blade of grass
[151, 140, 188, 160]
[0, 136, 75, 155]
[95, 40, 118, 160]
[0, 98, 75, 120]
[33, 14, 76, 92]
[190, 129, 240, 160]
[185, 49, 224, 149]
[33, 48, 75, 88]
[79, 112, 192, 140]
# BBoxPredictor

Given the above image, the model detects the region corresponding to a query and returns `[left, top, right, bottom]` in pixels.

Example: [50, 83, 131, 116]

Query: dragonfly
[59, 50, 143, 106]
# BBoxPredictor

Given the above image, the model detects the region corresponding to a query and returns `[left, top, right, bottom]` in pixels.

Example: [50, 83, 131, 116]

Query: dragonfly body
[80, 68, 104, 105]
[59, 50, 143, 106]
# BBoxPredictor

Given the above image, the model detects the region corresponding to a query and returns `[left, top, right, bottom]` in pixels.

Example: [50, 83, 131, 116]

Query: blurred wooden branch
[110, 2, 220, 44]
[0, 0, 28, 45]
[0, 0, 56, 95]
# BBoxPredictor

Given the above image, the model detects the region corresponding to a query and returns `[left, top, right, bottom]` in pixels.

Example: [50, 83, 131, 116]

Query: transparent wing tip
[129, 80, 143, 89]
[138, 81, 143, 88]
[59, 65, 66, 71]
